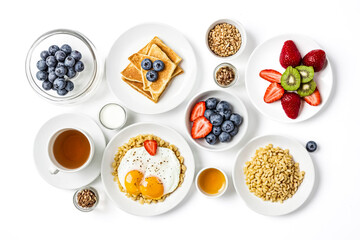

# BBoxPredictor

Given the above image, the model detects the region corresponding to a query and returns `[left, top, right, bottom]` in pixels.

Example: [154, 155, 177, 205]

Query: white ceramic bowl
[205, 19, 247, 60]
[185, 89, 248, 151]
[195, 167, 228, 198]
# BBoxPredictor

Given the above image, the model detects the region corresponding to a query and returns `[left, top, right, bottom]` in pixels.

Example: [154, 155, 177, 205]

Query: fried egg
[118, 147, 181, 199]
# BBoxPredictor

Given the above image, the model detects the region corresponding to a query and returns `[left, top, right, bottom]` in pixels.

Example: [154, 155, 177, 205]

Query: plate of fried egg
[101, 122, 195, 216]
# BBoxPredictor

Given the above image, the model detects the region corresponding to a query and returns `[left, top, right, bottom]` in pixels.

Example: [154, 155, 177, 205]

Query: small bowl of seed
[206, 19, 247, 60]
[73, 186, 99, 212]
[214, 62, 238, 88]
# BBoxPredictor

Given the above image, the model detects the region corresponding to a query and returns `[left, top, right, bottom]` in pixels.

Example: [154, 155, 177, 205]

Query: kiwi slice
[297, 80, 317, 97]
[281, 66, 301, 91]
[296, 66, 314, 83]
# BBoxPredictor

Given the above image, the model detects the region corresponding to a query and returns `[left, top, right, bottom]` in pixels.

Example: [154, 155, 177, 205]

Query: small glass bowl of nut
[206, 19, 247, 60]
[213, 63, 238, 88]
[73, 186, 99, 212]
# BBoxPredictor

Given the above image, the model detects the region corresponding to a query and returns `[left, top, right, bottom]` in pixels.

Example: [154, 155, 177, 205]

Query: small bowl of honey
[195, 167, 228, 198]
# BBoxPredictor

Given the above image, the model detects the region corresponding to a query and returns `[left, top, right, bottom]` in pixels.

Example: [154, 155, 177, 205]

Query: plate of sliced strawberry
[245, 34, 333, 123]
[185, 89, 248, 151]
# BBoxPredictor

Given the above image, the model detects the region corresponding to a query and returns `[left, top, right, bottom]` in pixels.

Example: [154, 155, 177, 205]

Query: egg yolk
[140, 176, 164, 199]
[124, 170, 144, 195]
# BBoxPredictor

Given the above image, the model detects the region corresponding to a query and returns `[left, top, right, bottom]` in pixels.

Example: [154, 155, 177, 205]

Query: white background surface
[1, 0, 359, 239]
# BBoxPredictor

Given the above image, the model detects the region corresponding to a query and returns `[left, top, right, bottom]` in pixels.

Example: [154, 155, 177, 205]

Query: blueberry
[146, 70, 158, 82]
[65, 80, 74, 91]
[57, 88, 68, 96]
[64, 56, 75, 67]
[204, 109, 215, 120]
[229, 126, 238, 137]
[48, 45, 59, 55]
[205, 98, 219, 110]
[55, 50, 66, 62]
[57, 62, 65, 68]
[221, 120, 235, 133]
[42, 81, 53, 91]
[216, 101, 231, 112]
[209, 113, 223, 126]
[66, 67, 76, 79]
[74, 61, 84, 72]
[53, 77, 66, 90]
[46, 56, 57, 67]
[36, 71, 47, 81]
[141, 58, 152, 70]
[306, 141, 317, 152]
[47, 66, 55, 73]
[60, 44, 72, 55]
[55, 66, 67, 77]
[40, 50, 50, 60]
[70, 50, 82, 61]
[205, 133, 217, 145]
[219, 109, 232, 120]
[153, 60, 165, 71]
[212, 126, 222, 136]
[36, 60, 47, 71]
[48, 71, 57, 83]
[230, 113, 243, 126]
[219, 132, 231, 142]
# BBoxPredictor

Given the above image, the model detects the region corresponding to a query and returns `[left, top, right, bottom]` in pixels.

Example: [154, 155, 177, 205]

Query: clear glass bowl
[25, 29, 102, 104]
[213, 62, 238, 88]
[73, 186, 99, 212]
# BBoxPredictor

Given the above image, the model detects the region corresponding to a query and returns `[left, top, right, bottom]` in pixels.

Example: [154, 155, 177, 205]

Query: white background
[1, 0, 359, 239]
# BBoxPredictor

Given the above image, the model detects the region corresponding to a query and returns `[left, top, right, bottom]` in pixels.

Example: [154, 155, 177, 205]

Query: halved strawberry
[259, 69, 282, 83]
[264, 83, 285, 103]
[191, 116, 212, 139]
[144, 140, 157, 156]
[304, 88, 321, 106]
[190, 101, 206, 122]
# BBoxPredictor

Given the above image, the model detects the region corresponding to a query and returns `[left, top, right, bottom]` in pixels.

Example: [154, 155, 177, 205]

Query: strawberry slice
[304, 88, 321, 106]
[144, 140, 157, 156]
[190, 101, 206, 122]
[191, 116, 213, 139]
[259, 69, 282, 83]
[264, 83, 285, 103]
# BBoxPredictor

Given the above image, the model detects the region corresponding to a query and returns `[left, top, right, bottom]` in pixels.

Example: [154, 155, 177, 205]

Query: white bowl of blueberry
[25, 29, 102, 104]
[185, 90, 249, 151]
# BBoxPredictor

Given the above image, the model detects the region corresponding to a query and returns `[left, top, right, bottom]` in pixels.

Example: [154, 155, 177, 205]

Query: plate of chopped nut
[232, 135, 315, 216]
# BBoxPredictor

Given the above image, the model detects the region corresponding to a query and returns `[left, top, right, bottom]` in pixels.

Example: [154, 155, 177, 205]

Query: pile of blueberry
[141, 58, 165, 82]
[204, 98, 243, 145]
[36, 44, 84, 96]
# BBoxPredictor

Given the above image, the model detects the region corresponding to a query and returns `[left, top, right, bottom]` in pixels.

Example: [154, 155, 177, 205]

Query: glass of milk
[99, 103, 127, 130]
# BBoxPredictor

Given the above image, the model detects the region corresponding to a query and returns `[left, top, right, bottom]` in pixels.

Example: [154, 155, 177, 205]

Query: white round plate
[106, 23, 197, 114]
[233, 135, 315, 216]
[33, 113, 106, 189]
[184, 89, 248, 151]
[245, 34, 333, 123]
[101, 122, 195, 216]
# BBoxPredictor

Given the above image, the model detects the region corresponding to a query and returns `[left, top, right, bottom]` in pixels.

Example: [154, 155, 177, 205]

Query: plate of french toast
[106, 23, 197, 114]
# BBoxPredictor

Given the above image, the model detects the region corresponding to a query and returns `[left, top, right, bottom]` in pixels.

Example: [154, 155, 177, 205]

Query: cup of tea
[47, 128, 95, 174]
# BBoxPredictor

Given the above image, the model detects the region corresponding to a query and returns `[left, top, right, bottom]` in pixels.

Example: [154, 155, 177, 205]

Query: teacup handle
[49, 165, 59, 175]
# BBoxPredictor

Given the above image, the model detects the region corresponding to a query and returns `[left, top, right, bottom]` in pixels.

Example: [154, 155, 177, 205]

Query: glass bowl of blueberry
[25, 29, 102, 104]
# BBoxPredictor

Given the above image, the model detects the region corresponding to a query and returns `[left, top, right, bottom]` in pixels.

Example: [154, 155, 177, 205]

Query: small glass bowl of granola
[213, 62, 238, 88]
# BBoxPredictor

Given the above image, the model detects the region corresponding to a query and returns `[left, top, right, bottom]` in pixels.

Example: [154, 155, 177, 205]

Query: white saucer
[33, 113, 106, 189]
